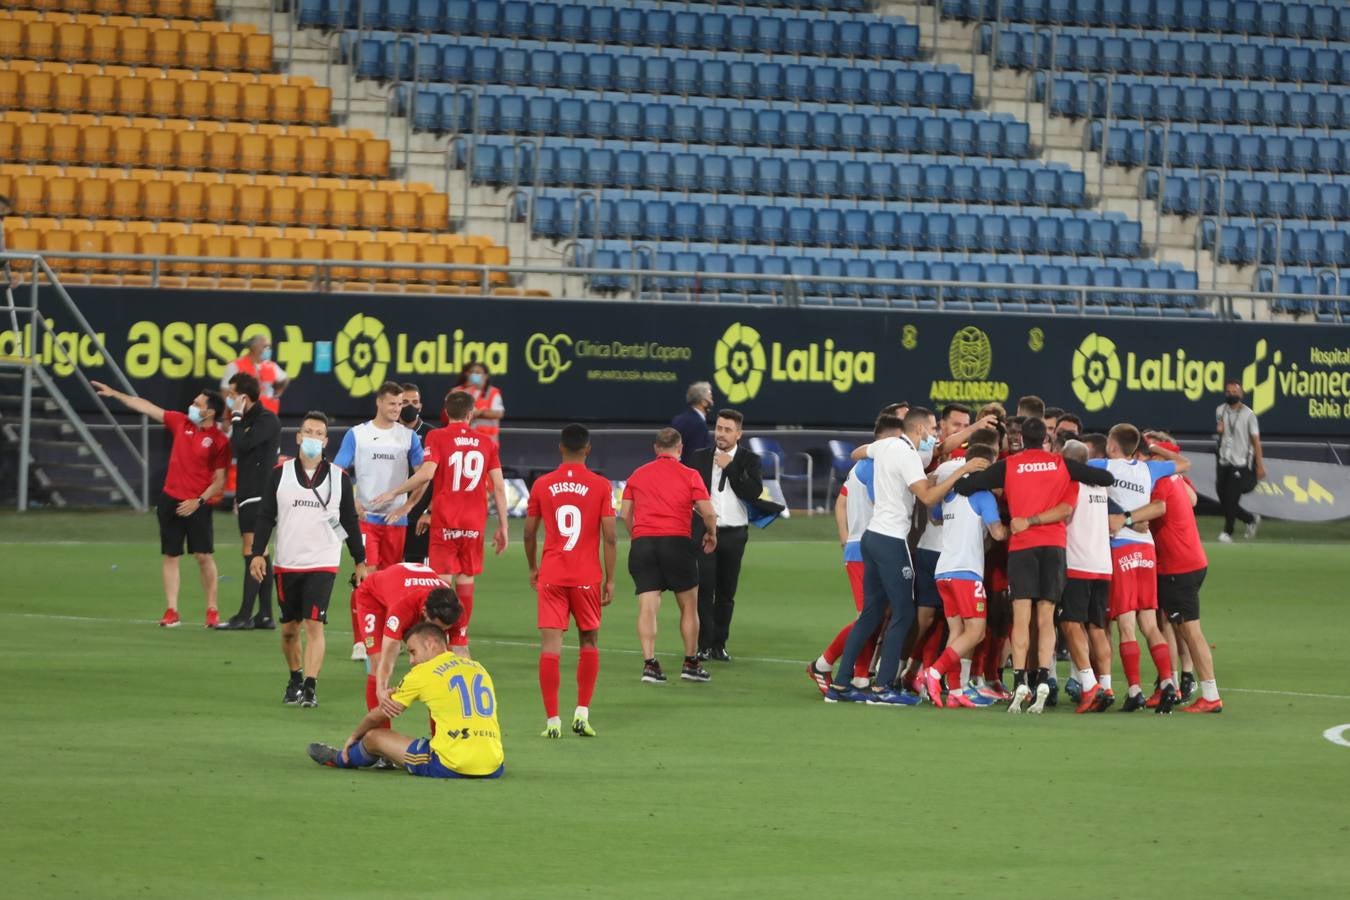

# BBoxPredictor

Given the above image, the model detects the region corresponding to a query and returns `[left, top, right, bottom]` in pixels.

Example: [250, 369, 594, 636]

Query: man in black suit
[690, 409, 763, 662]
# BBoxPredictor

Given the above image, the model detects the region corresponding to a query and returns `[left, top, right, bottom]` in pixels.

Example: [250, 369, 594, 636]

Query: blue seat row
[412, 88, 1032, 157]
[584, 245, 1201, 312]
[1090, 122, 1350, 172]
[304, 0, 904, 58]
[991, 28, 1350, 83]
[355, 38, 971, 107]
[531, 198, 1143, 256]
[1213, 222, 1350, 265]
[1044, 75, 1350, 129]
[1152, 173, 1350, 219]
[944, 0, 1350, 41]
[1257, 271, 1350, 319]
[466, 141, 1086, 206]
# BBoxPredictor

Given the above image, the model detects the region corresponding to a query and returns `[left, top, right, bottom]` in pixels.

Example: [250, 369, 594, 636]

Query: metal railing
[0, 253, 150, 512]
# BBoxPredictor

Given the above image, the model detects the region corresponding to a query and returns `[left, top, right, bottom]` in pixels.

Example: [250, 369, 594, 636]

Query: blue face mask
[468, 372, 485, 387]
[188, 406, 204, 425]
[260, 347, 272, 362]
[300, 437, 323, 458]
[918, 434, 937, 453]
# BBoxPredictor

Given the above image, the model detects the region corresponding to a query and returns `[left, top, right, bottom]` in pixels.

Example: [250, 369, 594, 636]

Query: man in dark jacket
[218, 372, 282, 630]
[398, 383, 437, 564]
[672, 381, 714, 466]
[689, 409, 763, 661]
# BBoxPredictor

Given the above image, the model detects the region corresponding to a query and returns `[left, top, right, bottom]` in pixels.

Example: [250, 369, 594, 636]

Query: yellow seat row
[0, 16, 272, 71]
[0, 67, 330, 123]
[0, 167, 451, 229]
[6, 2, 217, 19]
[0, 118, 389, 175]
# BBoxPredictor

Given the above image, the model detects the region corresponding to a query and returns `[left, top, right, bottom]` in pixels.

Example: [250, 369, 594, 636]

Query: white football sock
[1068, 659, 1081, 682]
[1200, 679, 1220, 702]
[574, 706, 589, 721]
[1100, 674, 1113, 691]
[851, 676, 870, 689]
[1079, 668, 1098, 691]
[815, 654, 831, 672]
[959, 658, 972, 686]
[546, 716, 561, 729]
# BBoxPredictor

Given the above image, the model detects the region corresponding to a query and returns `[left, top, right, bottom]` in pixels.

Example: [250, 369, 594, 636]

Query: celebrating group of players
[807, 396, 1223, 716]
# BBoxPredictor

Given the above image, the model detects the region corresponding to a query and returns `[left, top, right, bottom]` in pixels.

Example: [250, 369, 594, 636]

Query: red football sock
[365, 675, 388, 729]
[351, 595, 361, 645]
[455, 582, 475, 643]
[577, 646, 599, 707]
[985, 636, 1005, 682]
[921, 624, 945, 669]
[932, 646, 960, 677]
[1148, 641, 1174, 683]
[539, 652, 561, 719]
[970, 633, 989, 680]
[854, 627, 879, 680]
[823, 623, 851, 666]
[1120, 639, 1142, 689]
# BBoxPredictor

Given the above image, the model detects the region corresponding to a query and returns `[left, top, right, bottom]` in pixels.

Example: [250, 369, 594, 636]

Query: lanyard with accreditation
[296, 461, 347, 541]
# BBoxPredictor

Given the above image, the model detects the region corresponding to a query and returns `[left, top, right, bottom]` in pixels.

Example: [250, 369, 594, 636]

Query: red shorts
[844, 560, 864, 611]
[537, 583, 602, 632]
[1108, 543, 1159, 620]
[428, 528, 484, 577]
[360, 521, 407, 570]
[938, 578, 988, 620]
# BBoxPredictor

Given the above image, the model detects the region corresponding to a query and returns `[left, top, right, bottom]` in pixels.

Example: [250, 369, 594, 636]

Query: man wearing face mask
[92, 381, 232, 628]
[249, 411, 367, 708]
[398, 383, 436, 565]
[453, 362, 505, 445]
[672, 381, 714, 467]
[1215, 380, 1265, 543]
[216, 373, 281, 631]
[220, 335, 288, 415]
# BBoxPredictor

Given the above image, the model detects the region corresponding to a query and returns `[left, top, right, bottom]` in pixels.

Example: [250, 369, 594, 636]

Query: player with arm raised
[373, 390, 508, 658]
[524, 425, 618, 739]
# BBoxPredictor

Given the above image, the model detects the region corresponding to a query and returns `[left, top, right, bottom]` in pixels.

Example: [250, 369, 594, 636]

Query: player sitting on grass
[308, 621, 505, 779]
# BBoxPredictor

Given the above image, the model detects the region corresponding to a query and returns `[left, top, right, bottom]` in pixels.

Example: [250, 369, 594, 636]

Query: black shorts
[1158, 567, 1206, 624]
[628, 536, 699, 595]
[913, 548, 942, 609]
[1007, 546, 1066, 603]
[158, 494, 214, 556]
[1059, 577, 1110, 628]
[236, 497, 261, 536]
[403, 521, 430, 565]
[276, 571, 338, 624]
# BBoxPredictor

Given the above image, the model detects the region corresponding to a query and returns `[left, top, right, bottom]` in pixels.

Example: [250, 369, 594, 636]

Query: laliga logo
[333, 314, 390, 398]
[525, 333, 573, 384]
[1072, 333, 1122, 412]
[714, 322, 767, 403]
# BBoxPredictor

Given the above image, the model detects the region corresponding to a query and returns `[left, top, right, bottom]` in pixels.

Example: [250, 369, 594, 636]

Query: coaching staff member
[621, 428, 719, 685]
[92, 381, 230, 629]
[672, 381, 714, 466]
[218, 372, 281, 631]
[398, 382, 436, 564]
[250, 411, 367, 708]
[1215, 379, 1265, 543]
[689, 409, 763, 662]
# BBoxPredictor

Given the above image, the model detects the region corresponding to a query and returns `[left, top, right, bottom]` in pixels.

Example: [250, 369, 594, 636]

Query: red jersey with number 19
[424, 423, 501, 532]
[527, 462, 615, 587]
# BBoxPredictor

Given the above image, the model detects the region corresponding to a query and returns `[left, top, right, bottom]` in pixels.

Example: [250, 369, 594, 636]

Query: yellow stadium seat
[149, 29, 181, 68]
[145, 128, 175, 167]
[42, 227, 78, 273]
[49, 122, 80, 163]
[298, 188, 327, 227]
[114, 76, 149, 116]
[172, 179, 205, 220]
[209, 80, 240, 120]
[360, 139, 390, 178]
[168, 232, 203, 275]
[235, 132, 266, 171]
[26, 22, 58, 60]
[21, 71, 54, 110]
[119, 27, 150, 66]
[83, 71, 114, 112]
[81, 123, 112, 165]
[269, 133, 298, 174]
[265, 185, 296, 226]
[464, 234, 493, 250]
[0, 22, 23, 59]
[239, 81, 269, 121]
[263, 236, 295, 278]
[236, 183, 266, 224]
[388, 242, 418, 283]
[147, 77, 178, 117]
[155, 0, 187, 17]
[206, 130, 237, 170]
[109, 179, 142, 218]
[295, 135, 327, 174]
[105, 230, 139, 276]
[0, 70, 18, 107]
[233, 234, 264, 277]
[330, 137, 358, 176]
[418, 242, 449, 284]
[111, 127, 143, 166]
[358, 190, 388, 230]
[293, 237, 324, 279]
[449, 245, 480, 286]
[220, 171, 251, 188]
[221, 223, 251, 240]
[174, 128, 205, 168]
[135, 230, 168, 276]
[481, 245, 509, 284]
[76, 176, 109, 217]
[204, 181, 234, 221]
[142, 177, 173, 218]
[14, 174, 45, 211]
[17, 123, 50, 162]
[76, 229, 106, 273]
[84, 24, 117, 64]
[419, 192, 448, 232]
[124, 0, 156, 16]
[388, 191, 417, 230]
[56, 22, 87, 60]
[356, 241, 386, 282]
[178, 79, 208, 118]
[254, 122, 282, 137]
[325, 188, 356, 228]
[182, 30, 211, 70]
[242, 33, 271, 72]
[185, 0, 216, 19]
[201, 234, 233, 276]
[327, 239, 357, 282]
[53, 72, 84, 111]
[270, 83, 300, 123]
[0, 123, 14, 158]
[212, 31, 242, 71]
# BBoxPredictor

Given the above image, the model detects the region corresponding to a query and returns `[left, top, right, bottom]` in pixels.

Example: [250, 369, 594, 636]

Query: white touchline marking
[4, 611, 1349, 703]
[1323, 724, 1350, 747]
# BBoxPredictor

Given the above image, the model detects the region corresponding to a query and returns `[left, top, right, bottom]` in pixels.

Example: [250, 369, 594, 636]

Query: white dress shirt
[711, 445, 749, 528]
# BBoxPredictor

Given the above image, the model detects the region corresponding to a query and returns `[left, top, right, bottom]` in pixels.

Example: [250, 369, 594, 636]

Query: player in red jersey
[352, 562, 462, 713]
[1146, 433, 1223, 713]
[955, 417, 1115, 713]
[524, 424, 618, 739]
[375, 390, 509, 657]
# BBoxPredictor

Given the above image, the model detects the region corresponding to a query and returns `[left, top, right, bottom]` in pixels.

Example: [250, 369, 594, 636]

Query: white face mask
[918, 445, 935, 468]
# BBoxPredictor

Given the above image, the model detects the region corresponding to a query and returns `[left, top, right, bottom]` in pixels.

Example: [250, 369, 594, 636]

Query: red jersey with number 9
[527, 462, 615, 586]
[424, 423, 502, 532]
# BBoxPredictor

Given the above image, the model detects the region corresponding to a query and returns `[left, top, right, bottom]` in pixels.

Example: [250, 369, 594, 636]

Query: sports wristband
[1124, 512, 1134, 526]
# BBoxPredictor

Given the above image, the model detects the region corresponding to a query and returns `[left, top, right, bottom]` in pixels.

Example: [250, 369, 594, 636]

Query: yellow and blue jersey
[391, 652, 504, 777]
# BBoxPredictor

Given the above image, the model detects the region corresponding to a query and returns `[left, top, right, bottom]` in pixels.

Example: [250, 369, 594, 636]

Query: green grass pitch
[2, 511, 1349, 899]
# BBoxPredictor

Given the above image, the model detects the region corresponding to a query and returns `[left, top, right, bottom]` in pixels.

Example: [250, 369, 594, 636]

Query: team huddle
[808, 396, 1223, 716]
